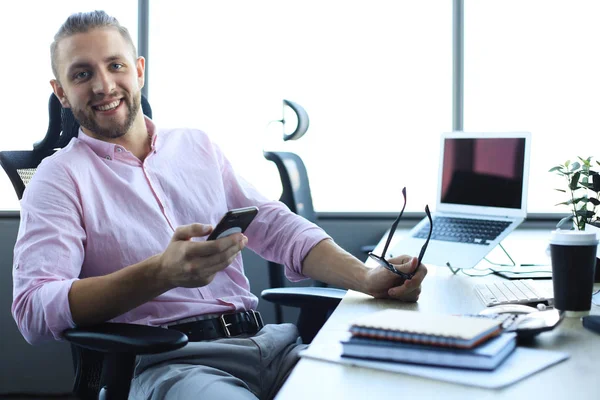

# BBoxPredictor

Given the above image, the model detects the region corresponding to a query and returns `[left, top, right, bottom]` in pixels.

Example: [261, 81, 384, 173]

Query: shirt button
[116, 147, 123, 153]
[105, 155, 112, 160]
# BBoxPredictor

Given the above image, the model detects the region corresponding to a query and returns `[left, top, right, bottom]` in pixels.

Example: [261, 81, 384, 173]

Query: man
[12, 10, 427, 399]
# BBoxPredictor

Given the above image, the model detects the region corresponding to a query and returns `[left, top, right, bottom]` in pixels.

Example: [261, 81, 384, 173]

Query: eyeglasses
[368, 187, 433, 280]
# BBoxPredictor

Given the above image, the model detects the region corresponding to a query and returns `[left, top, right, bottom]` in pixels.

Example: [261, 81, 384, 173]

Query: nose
[91, 69, 116, 95]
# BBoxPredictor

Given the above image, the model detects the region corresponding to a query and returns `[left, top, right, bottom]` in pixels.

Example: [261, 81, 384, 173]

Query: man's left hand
[365, 255, 427, 302]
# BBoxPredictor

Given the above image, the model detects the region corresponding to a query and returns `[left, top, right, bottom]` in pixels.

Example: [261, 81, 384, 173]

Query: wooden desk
[276, 230, 600, 399]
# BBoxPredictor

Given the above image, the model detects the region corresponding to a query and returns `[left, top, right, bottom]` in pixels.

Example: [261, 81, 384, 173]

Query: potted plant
[550, 157, 600, 282]
[549, 156, 600, 230]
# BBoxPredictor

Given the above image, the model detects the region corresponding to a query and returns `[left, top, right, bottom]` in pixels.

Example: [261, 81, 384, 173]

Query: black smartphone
[206, 206, 259, 241]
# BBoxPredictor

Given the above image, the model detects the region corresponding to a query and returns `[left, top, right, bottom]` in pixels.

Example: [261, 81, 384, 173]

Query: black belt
[167, 310, 264, 342]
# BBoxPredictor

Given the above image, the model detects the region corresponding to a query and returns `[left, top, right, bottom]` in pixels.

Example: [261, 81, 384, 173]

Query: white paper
[300, 341, 569, 389]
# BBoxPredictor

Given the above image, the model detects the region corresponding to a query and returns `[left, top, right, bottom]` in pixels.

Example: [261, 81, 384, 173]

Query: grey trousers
[129, 323, 306, 400]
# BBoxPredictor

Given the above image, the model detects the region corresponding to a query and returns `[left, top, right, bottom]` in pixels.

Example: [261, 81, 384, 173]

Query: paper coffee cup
[550, 230, 598, 317]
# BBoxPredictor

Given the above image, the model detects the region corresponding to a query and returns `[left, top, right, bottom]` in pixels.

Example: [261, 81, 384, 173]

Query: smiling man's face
[51, 27, 145, 140]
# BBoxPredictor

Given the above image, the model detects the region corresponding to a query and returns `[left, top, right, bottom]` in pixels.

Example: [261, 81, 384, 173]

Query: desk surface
[276, 229, 600, 399]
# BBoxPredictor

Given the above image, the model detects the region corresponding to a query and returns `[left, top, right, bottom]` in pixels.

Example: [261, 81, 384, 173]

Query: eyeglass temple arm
[381, 187, 407, 258]
[381, 206, 406, 257]
[417, 205, 433, 265]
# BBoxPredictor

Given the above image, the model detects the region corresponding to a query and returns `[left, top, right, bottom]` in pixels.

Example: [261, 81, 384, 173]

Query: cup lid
[550, 230, 599, 246]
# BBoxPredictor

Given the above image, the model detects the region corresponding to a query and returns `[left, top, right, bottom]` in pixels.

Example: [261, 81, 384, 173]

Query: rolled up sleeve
[212, 141, 331, 281]
[12, 161, 85, 344]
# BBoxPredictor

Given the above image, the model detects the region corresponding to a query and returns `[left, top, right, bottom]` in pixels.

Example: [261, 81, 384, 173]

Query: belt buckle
[249, 310, 264, 329]
[219, 314, 234, 337]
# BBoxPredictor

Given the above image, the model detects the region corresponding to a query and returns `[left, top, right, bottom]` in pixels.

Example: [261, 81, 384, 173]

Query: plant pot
[584, 223, 600, 282]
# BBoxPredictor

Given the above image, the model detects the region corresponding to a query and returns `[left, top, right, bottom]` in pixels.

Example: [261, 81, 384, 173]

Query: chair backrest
[263, 102, 331, 324]
[0, 93, 152, 200]
[0, 92, 153, 399]
[263, 151, 317, 224]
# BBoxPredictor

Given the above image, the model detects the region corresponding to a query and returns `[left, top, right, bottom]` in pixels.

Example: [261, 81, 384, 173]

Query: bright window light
[149, 1, 452, 212]
[464, 0, 600, 214]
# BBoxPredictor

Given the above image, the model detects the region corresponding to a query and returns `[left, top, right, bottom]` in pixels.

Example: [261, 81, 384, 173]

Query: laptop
[390, 131, 531, 270]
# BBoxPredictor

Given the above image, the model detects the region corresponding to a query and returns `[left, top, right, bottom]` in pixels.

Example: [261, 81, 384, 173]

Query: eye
[74, 71, 90, 80]
[112, 63, 124, 70]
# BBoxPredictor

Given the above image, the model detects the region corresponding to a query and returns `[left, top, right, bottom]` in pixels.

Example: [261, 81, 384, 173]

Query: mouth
[93, 99, 122, 112]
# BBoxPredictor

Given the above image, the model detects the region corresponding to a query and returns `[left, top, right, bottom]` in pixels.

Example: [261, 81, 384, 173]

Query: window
[0, 1, 137, 210]
[149, 1, 452, 212]
[464, 0, 600, 214]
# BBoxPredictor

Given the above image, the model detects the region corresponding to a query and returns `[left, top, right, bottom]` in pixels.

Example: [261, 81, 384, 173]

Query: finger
[186, 233, 248, 258]
[390, 256, 418, 274]
[173, 223, 213, 241]
[388, 284, 421, 300]
[191, 240, 247, 275]
[377, 266, 407, 287]
[387, 254, 415, 266]
[404, 263, 428, 289]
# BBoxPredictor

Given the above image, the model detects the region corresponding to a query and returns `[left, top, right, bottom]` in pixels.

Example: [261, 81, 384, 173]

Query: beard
[72, 92, 141, 140]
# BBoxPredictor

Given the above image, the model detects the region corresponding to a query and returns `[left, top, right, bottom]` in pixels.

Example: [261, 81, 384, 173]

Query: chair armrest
[63, 322, 188, 355]
[261, 287, 346, 310]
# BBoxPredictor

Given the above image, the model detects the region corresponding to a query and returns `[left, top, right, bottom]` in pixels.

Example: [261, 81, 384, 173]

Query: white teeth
[95, 100, 120, 111]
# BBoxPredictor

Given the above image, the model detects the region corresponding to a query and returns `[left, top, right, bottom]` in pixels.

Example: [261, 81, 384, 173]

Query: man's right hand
[157, 223, 248, 289]
[68, 222, 248, 327]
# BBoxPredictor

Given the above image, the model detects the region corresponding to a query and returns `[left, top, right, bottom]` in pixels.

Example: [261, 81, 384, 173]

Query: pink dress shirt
[12, 118, 330, 344]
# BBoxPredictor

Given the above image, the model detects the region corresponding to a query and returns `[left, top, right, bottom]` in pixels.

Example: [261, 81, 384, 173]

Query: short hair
[51, 10, 137, 79]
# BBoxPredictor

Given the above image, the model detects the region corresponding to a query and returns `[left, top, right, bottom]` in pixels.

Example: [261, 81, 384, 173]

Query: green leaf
[556, 215, 573, 229]
[554, 188, 567, 193]
[558, 196, 589, 206]
[548, 166, 564, 172]
[576, 209, 595, 218]
[579, 156, 592, 167]
[565, 160, 571, 168]
[583, 177, 589, 184]
[569, 172, 581, 190]
[594, 174, 600, 192]
[556, 197, 587, 206]
[571, 161, 581, 171]
[590, 198, 600, 206]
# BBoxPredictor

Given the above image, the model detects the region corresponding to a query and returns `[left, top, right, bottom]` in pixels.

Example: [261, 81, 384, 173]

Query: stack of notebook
[341, 309, 516, 371]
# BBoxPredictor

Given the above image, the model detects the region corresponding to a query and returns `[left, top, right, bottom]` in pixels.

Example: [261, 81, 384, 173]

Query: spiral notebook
[349, 309, 503, 349]
[341, 333, 517, 370]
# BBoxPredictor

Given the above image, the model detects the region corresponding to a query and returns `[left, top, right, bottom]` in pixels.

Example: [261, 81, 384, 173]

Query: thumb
[172, 223, 213, 241]
[390, 256, 418, 274]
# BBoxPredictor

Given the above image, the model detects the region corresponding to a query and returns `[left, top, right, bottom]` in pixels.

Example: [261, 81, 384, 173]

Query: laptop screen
[440, 137, 527, 210]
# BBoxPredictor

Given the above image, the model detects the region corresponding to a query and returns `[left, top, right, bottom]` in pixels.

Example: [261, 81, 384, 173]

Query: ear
[136, 56, 146, 89]
[50, 79, 71, 108]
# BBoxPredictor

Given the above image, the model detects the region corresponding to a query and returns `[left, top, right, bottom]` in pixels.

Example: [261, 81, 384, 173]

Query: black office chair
[0, 93, 189, 400]
[261, 100, 346, 337]
[0, 94, 344, 399]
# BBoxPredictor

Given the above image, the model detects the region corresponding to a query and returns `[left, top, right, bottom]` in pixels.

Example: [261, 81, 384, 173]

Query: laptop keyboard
[413, 216, 512, 245]
[474, 279, 554, 306]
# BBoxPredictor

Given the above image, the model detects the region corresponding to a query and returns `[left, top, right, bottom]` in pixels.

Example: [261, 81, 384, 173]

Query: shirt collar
[77, 116, 158, 161]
